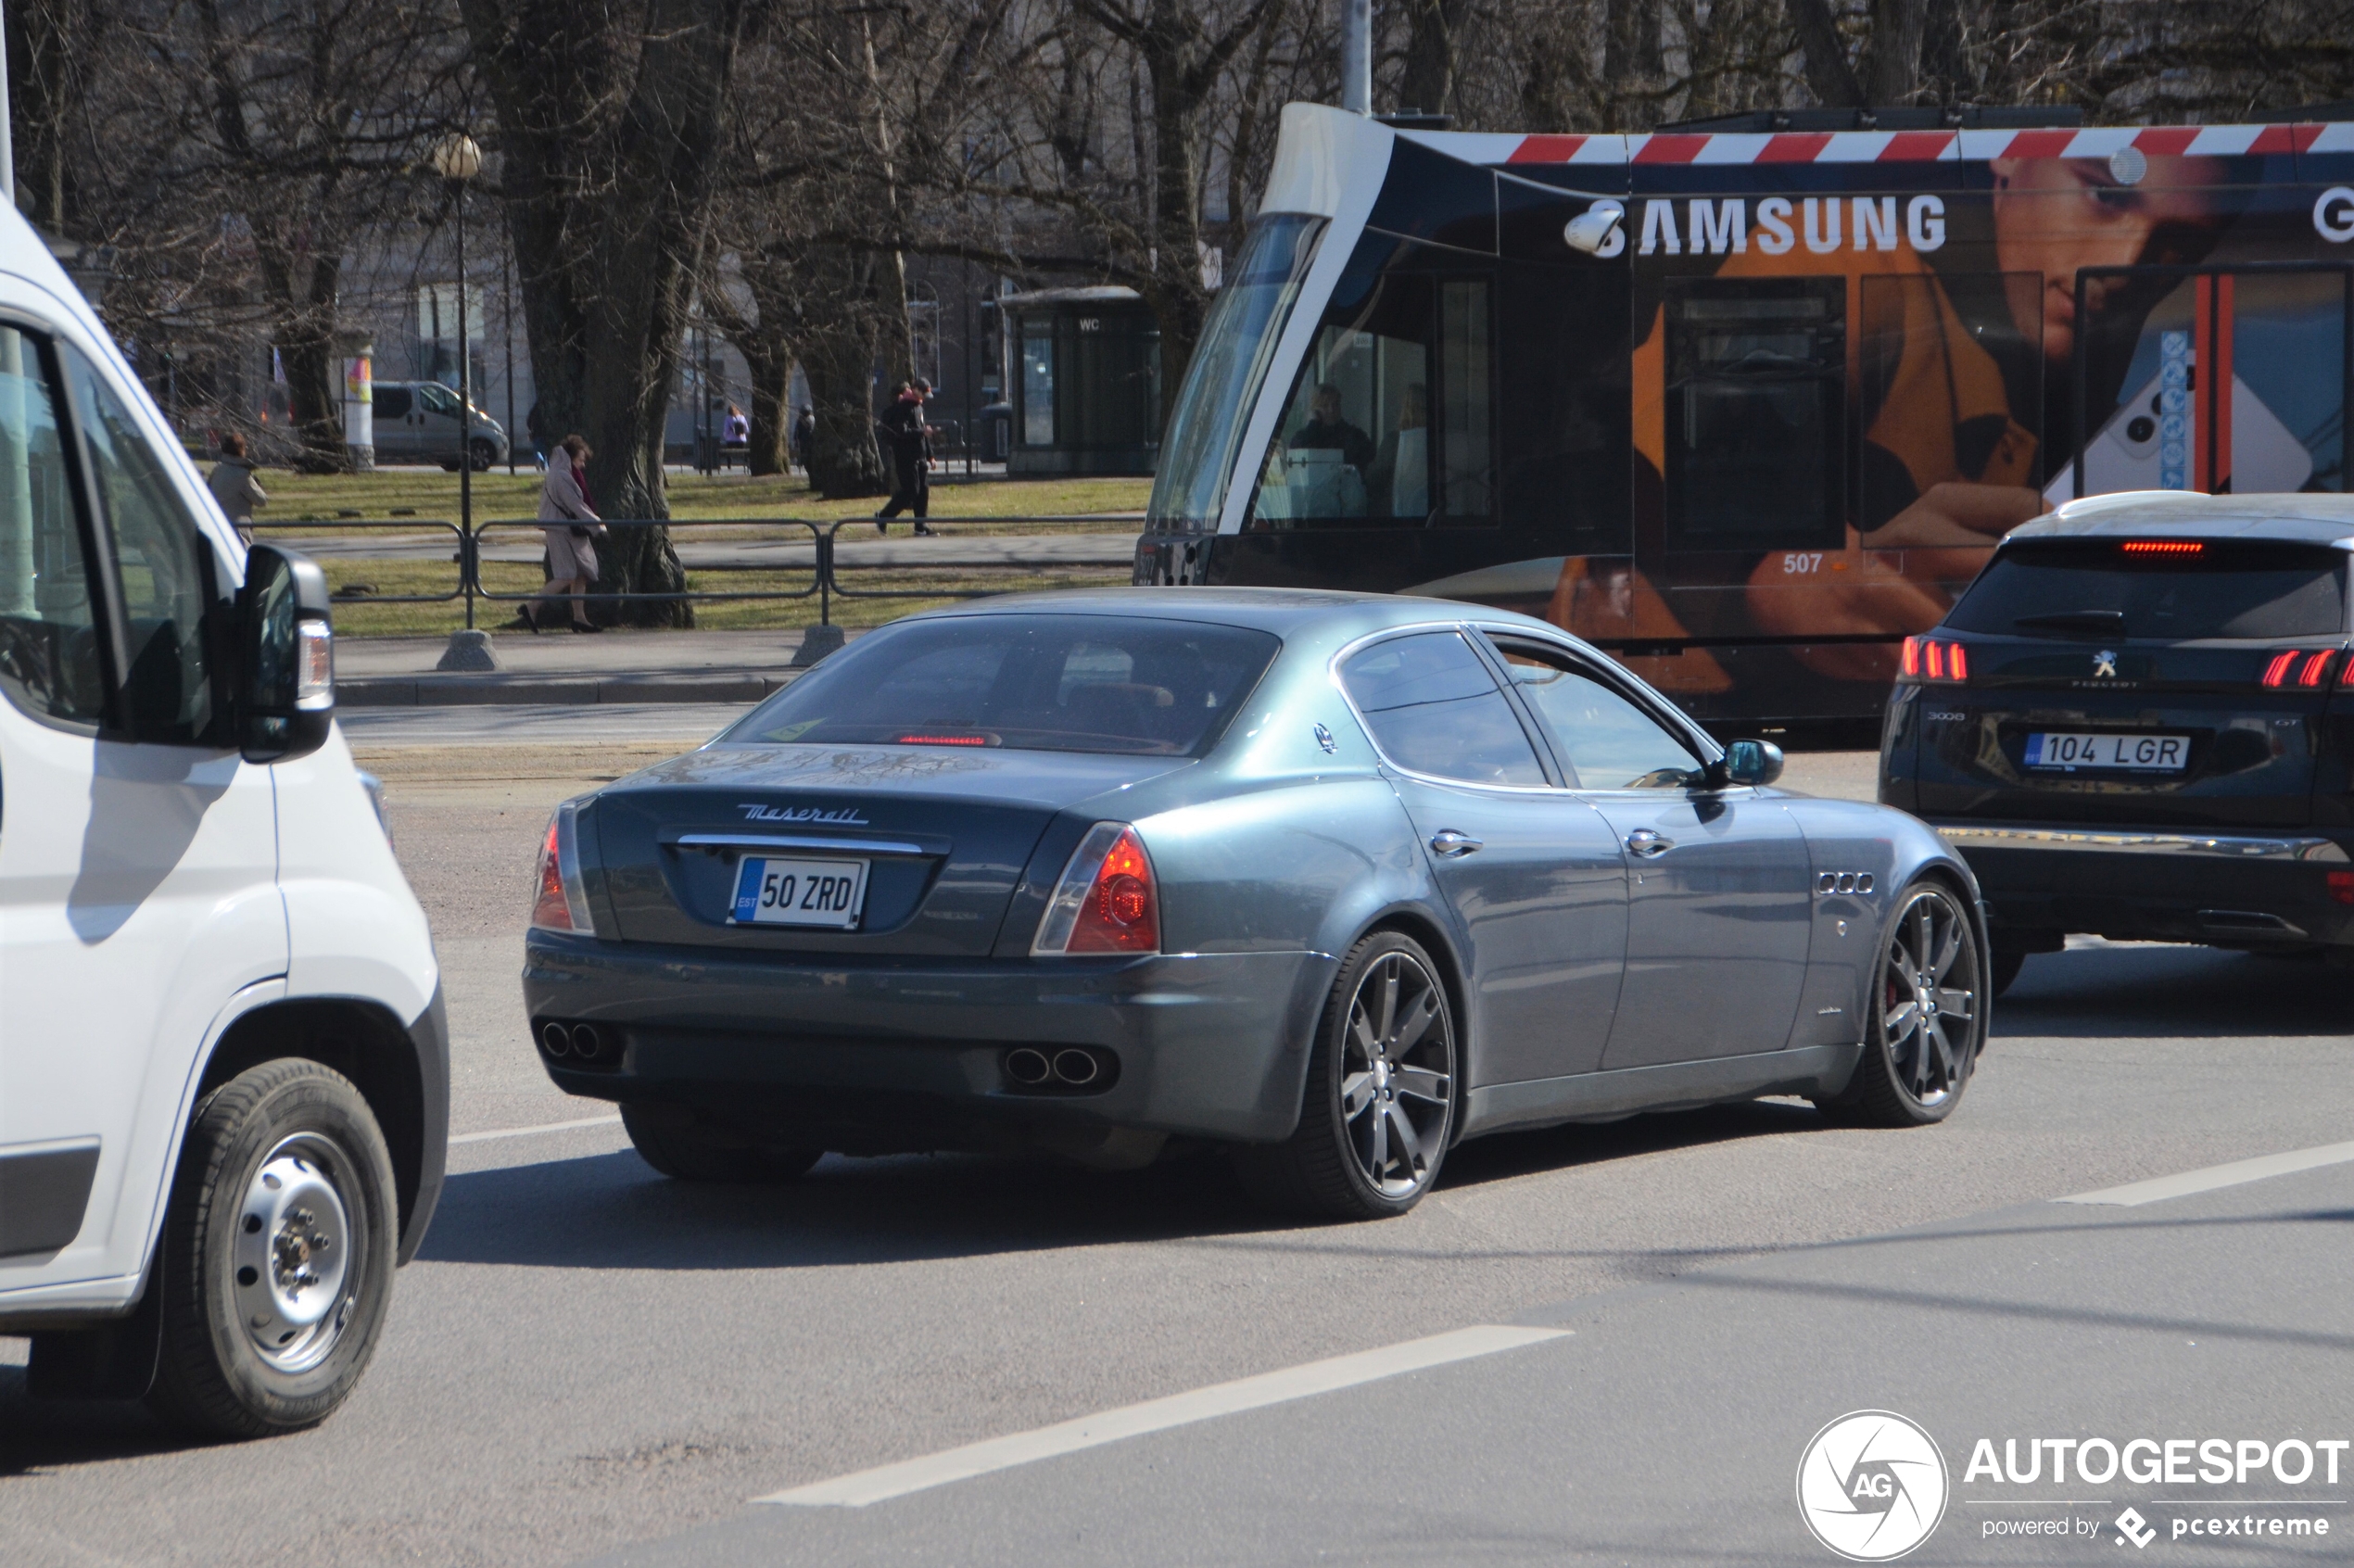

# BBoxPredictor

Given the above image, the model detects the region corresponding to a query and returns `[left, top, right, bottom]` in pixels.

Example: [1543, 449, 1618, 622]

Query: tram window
[1021, 327, 1055, 445]
[1252, 268, 1495, 529]
[1664, 278, 1845, 551]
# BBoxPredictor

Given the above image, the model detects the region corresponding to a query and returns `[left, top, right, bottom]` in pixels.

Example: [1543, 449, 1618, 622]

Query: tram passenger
[1371, 383, 1430, 520]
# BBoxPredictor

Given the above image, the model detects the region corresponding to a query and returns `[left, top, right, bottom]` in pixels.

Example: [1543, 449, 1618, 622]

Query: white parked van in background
[0, 206, 446, 1435]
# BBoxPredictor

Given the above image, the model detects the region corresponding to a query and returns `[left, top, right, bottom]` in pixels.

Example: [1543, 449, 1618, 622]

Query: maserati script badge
[2093, 649, 2119, 678]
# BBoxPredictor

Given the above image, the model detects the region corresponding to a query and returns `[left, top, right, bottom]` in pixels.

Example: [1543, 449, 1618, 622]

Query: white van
[0, 208, 445, 1435]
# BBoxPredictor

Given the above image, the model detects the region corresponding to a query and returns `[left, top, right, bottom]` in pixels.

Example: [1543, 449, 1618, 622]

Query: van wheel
[1232, 930, 1457, 1220]
[620, 1102, 823, 1183]
[468, 438, 497, 472]
[1816, 881, 1984, 1128]
[146, 1060, 398, 1438]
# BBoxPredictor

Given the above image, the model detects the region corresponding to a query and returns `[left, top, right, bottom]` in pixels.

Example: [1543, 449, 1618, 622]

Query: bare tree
[459, 0, 756, 622]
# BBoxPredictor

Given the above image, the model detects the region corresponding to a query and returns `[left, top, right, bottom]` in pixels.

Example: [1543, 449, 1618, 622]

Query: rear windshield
[722, 614, 1281, 756]
[1945, 542, 2349, 641]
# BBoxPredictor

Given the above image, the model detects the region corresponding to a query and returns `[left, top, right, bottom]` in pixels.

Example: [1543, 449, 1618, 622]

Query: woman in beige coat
[515, 433, 604, 632]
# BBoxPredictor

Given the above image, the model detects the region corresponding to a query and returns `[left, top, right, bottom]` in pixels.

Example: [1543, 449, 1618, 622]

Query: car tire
[1816, 879, 1985, 1129]
[1990, 944, 2027, 997]
[468, 438, 496, 472]
[620, 1102, 823, 1184]
[145, 1060, 398, 1438]
[1232, 929, 1457, 1220]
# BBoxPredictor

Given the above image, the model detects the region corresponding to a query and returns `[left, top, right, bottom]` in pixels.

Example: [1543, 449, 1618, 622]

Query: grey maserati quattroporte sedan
[524, 590, 1987, 1219]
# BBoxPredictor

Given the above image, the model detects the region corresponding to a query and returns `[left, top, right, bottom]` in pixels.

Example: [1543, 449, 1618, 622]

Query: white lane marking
[757, 1324, 1568, 1509]
[448, 1114, 624, 1146]
[2056, 1138, 2354, 1208]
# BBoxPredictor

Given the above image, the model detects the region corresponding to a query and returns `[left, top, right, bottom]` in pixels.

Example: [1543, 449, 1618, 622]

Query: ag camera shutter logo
[1797, 1410, 1950, 1561]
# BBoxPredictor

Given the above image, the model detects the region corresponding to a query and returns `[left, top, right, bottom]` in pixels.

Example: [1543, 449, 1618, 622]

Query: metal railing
[255, 513, 1141, 628]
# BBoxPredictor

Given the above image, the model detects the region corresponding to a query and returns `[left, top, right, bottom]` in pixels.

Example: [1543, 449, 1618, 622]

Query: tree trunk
[1784, 0, 1865, 108]
[1397, 0, 1470, 117]
[803, 295, 887, 498]
[1860, 0, 1930, 106]
[738, 333, 791, 478]
[7, 0, 86, 234]
[462, 0, 752, 626]
[272, 250, 347, 472]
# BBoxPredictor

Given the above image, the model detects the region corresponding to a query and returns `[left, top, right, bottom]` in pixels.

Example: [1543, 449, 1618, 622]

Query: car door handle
[1428, 830, 1484, 858]
[1626, 828, 1675, 857]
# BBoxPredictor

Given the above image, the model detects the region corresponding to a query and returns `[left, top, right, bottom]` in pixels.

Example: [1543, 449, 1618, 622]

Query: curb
[338, 673, 796, 707]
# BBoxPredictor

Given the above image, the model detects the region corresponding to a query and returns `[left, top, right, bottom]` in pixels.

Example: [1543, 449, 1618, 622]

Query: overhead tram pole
[1341, 0, 1372, 116]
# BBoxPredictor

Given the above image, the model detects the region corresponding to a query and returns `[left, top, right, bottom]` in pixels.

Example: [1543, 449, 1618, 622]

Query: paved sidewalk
[278, 525, 1136, 570]
[336, 626, 856, 706]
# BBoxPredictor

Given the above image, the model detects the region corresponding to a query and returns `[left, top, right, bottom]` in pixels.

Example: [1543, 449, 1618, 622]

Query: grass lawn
[250, 467, 1151, 525]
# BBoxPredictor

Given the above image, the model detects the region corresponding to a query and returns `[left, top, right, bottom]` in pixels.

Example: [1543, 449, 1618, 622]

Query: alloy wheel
[1879, 888, 1978, 1108]
[1340, 950, 1455, 1198]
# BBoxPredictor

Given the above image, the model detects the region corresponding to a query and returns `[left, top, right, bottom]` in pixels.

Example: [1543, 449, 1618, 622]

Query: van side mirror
[1722, 739, 1784, 787]
[238, 543, 335, 764]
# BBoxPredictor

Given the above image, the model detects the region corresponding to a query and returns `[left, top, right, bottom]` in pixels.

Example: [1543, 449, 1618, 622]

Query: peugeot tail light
[2259, 649, 2343, 689]
[1033, 822, 1160, 955]
[1902, 636, 1968, 684]
[530, 803, 595, 934]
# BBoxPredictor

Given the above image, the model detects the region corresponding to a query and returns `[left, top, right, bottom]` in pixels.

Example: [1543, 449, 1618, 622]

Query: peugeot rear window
[1945, 542, 2349, 641]
[723, 614, 1281, 756]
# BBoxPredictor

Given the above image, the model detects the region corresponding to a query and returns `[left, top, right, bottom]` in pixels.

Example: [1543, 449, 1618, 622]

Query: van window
[64, 347, 219, 743]
[417, 383, 460, 417]
[373, 386, 412, 420]
[0, 327, 104, 724]
[1664, 277, 1846, 551]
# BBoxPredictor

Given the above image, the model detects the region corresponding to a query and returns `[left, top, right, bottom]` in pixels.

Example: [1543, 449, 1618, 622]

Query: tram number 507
[1780, 552, 1824, 575]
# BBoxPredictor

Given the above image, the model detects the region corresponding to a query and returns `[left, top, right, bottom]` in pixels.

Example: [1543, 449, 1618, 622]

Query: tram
[1133, 102, 2354, 739]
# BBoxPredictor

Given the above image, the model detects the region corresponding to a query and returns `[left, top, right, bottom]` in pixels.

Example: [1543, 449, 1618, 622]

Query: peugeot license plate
[2023, 731, 2187, 772]
[730, 856, 868, 928]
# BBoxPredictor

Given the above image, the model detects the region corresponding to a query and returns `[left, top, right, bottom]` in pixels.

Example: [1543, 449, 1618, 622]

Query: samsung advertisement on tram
[1133, 104, 2354, 739]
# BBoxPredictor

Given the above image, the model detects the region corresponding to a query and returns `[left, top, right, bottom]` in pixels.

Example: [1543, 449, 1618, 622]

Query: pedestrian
[874, 376, 935, 536]
[791, 407, 814, 473]
[724, 405, 749, 446]
[513, 433, 605, 633]
[206, 433, 268, 544]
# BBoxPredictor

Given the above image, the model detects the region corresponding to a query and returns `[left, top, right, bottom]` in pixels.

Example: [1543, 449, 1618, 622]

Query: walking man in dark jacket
[875, 378, 936, 535]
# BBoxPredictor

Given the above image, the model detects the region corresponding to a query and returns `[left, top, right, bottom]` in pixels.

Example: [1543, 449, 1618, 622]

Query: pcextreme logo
[1798, 1410, 1951, 1562]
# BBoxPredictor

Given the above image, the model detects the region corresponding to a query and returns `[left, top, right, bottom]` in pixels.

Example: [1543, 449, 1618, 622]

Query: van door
[370, 384, 415, 460]
[0, 319, 284, 1299]
[415, 382, 463, 465]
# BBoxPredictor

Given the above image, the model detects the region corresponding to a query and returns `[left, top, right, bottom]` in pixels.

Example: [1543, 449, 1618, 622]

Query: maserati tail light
[530, 803, 594, 933]
[1033, 822, 1159, 955]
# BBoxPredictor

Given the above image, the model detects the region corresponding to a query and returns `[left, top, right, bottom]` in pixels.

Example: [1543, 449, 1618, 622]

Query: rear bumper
[521, 933, 1338, 1148]
[1930, 822, 2354, 947]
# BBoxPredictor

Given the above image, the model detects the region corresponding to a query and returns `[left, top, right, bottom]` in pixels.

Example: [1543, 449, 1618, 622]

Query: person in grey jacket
[207, 434, 268, 543]
[514, 433, 604, 632]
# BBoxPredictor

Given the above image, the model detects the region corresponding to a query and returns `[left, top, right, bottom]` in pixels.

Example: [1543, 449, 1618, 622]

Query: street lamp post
[431, 132, 498, 673]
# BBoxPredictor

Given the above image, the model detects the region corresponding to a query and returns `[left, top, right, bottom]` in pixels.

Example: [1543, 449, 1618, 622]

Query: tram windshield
[1145, 214, 1325, 531]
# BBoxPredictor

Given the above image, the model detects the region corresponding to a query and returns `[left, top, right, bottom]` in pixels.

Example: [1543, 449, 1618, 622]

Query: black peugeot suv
[1880, 492, 2354, 994]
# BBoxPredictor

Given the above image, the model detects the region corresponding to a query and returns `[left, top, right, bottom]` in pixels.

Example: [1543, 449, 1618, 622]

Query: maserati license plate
[2023, 731, 2187, 772]
[730, 855, 868, 928]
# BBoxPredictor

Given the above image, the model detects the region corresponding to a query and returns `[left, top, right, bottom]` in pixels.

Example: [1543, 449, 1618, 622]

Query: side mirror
[239, 543, 335, 764]
[1722, 739, 1785, 788]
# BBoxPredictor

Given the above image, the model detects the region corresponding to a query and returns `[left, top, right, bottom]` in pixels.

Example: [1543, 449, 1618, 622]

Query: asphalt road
[4, 745, 2350, 1568]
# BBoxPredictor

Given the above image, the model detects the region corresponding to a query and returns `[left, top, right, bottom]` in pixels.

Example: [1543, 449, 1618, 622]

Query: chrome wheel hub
[234, 1135, 358, 1373]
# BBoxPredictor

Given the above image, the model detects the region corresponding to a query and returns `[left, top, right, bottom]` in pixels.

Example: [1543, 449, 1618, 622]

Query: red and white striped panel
[1482, 123, 2354, 166]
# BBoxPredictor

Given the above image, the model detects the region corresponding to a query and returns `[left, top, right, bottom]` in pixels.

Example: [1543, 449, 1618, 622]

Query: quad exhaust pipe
[1003, 1045, 1111, 1089]
[539, 1019, 610, 1062]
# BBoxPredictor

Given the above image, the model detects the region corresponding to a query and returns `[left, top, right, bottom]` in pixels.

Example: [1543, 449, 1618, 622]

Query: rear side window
[1339, 630, 1546, 785]
[373, 386, 412, 420]
[727, 613, 1279, 756]
[1946, 542, 2348, 641]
